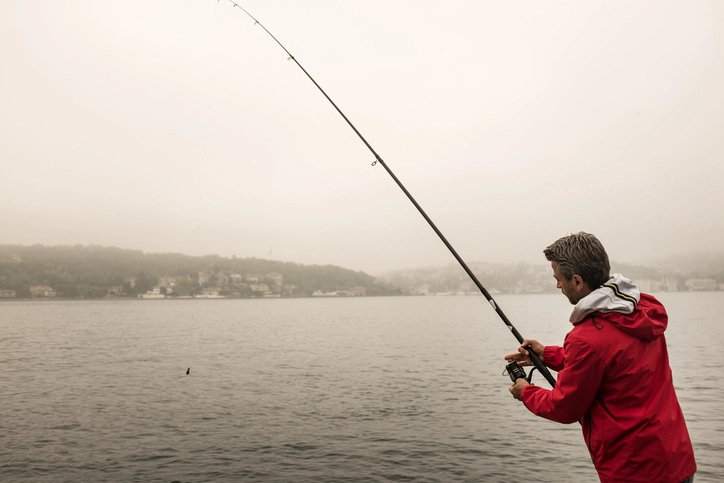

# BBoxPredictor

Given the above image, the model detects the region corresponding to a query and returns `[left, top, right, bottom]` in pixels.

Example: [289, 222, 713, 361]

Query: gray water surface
[1, 293, 721, 482]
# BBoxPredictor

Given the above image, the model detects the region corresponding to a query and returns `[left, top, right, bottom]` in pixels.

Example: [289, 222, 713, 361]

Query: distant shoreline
[3, 291, 723, 303]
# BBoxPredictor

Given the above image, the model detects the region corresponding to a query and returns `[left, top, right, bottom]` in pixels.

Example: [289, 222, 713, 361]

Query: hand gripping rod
[226, 1, 557, 388]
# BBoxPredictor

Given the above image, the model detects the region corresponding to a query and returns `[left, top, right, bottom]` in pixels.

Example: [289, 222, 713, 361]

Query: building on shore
[138, 287, 166, 299]
[30, 285, 56, 298]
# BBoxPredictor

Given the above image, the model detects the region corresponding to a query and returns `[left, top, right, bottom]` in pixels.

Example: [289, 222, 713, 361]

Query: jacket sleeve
[521, 333, 605, 424]
[543, 345, 565, 372]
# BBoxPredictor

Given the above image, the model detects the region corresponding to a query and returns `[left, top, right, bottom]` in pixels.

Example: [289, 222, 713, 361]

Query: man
[505, 232, 696, 483]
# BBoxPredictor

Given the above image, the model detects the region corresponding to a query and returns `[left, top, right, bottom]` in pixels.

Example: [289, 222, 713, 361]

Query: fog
[2, 1, 723, 274]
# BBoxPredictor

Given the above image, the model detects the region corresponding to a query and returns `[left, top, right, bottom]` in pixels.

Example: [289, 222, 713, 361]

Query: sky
[2, 0, 723, 275]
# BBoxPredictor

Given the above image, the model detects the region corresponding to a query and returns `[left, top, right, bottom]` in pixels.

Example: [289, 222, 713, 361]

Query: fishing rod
[223, 1, 556, 388]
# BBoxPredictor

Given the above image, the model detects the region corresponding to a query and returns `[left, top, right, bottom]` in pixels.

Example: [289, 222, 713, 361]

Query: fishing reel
[504, 361, 537, 384]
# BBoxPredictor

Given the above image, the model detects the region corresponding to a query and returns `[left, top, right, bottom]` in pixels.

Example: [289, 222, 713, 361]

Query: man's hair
[544, 232, 610, 289]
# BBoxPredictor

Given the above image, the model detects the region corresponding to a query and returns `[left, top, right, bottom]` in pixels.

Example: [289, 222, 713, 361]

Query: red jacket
[521, 294, 696, 483]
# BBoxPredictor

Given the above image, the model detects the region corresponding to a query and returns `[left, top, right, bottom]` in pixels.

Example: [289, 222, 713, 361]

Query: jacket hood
[600, 293, 668, 341]
[570, 274, 667, 340]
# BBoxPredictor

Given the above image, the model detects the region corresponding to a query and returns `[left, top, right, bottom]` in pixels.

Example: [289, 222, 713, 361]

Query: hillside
[2, 244, 722, 299]
[379, 255, 724, 295]
[642, 251, 724, 277]
[0, 244, 401, 299]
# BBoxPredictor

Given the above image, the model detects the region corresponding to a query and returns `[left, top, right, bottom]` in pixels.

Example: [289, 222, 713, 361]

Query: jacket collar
[570, 273, 640, 323]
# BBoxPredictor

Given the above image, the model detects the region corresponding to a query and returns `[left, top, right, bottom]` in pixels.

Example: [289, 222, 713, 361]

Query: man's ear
[571, 274, 592, 296]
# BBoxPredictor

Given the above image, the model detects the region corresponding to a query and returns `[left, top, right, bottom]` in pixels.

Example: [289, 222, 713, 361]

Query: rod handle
[527, 346, 556, 387]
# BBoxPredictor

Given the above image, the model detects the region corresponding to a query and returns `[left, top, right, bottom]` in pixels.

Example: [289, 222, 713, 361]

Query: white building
[138, 286, 166, 299]
[30, 285, 56, 298]
[266, 272, 283, 287]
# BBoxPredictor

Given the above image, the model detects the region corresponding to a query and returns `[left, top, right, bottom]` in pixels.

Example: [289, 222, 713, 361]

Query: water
[0, 293, 722, 482]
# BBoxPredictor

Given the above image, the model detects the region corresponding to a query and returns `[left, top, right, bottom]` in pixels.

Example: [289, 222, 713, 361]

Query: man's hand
[504, 339, 545, 367]
[509, 378, 530, 401]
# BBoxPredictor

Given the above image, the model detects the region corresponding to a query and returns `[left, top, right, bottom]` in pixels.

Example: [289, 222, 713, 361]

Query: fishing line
[221, 1, 556, 387]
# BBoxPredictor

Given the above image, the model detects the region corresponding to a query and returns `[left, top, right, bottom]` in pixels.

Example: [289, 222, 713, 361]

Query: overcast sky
[2, 1, 722, 274]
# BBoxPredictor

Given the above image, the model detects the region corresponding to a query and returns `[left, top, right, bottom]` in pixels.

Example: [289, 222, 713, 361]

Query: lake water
[1, 293, 722, 482]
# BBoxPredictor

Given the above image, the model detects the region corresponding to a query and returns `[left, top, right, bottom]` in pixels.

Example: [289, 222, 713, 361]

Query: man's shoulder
[565, 321, 601, 346]
[567, 316, 629, 346]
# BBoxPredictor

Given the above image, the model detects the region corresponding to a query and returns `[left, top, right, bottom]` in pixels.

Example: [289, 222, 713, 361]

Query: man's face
[551, 261, 584, 305]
